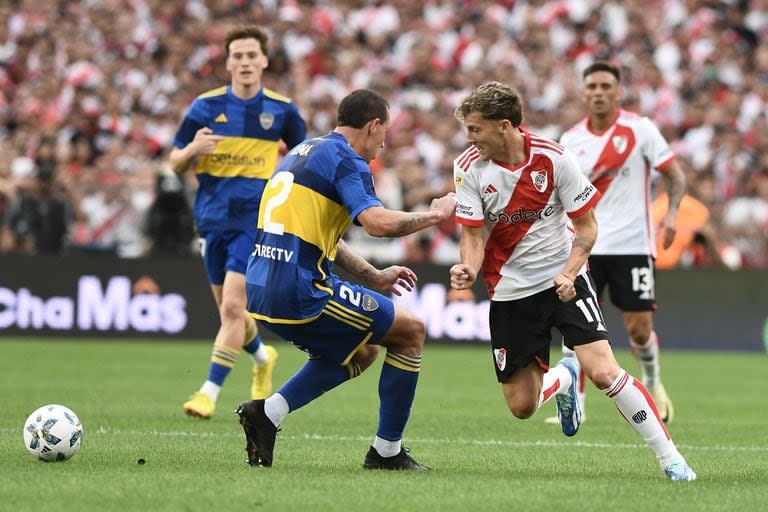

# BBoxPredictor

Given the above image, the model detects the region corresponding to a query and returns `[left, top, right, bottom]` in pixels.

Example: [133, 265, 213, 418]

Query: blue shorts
[261, 279, 395, 366]
[199, 230, 254, 285]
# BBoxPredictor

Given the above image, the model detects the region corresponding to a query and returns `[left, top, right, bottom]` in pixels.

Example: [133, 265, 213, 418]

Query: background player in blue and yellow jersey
[169, 26, 307, 419]
[236, 89, 456, 470]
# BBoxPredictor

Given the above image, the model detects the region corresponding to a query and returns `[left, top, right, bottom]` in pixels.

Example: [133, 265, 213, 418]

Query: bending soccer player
[236, 89, 456, 470]
[170, 26, 307, 419]
[449, 82, 696, 481]
[550, 61, 686, 424]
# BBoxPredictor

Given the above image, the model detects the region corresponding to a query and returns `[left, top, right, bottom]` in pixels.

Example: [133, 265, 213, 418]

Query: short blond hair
[454, 82, 523, 127]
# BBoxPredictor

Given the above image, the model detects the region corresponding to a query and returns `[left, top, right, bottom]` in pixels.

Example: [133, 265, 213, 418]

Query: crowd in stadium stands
[0, 0, 766, 268]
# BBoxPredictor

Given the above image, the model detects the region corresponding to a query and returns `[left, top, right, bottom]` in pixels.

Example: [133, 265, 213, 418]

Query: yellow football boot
[651, 383, 674, 424]
[251, 345, 278, 399]
[183, 391, 215, 419]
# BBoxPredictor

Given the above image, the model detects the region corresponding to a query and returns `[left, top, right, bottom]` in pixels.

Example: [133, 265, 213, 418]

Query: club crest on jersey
[259, 112, 275, 130]
[362, 294, 379, 312]
[493, 348, 507, 371]
[612, 135, 628, 154]
[530, 170, 548, 193]
[454, 175, 464, 188]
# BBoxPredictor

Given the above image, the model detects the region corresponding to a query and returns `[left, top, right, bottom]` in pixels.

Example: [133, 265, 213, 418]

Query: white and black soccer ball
[23, 404, 83, 462]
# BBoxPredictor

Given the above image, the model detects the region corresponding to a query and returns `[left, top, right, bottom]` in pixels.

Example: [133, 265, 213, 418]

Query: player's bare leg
[185, 272, 276, 418]
[625, 311, 673, 424]
[575, 340, 695, 480]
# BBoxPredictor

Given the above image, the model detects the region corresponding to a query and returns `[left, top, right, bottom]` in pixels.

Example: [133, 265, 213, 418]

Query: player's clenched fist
[450, 263, 476, 290]
[430, 192, 457, 221]
[553, 273, 576, 302]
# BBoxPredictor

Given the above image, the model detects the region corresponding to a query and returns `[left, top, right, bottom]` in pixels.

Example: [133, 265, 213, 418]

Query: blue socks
[376, 353, 422, 441]
[276, 350, 422, 445]
[207, 344, 239, 385]
[278, 357, 360, 411]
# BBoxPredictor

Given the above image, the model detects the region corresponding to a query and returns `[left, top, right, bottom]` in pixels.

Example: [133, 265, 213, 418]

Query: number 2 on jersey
[263, 172, 294, 235]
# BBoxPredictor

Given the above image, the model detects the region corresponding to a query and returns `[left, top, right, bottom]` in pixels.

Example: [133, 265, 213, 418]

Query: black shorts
[489, 274, 610, 383]
[588, 255, 657, 312]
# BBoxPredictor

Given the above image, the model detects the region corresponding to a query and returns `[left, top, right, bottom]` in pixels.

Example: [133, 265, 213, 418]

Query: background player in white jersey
[553, 62, 686, 425]
[449, 82, 695, 480]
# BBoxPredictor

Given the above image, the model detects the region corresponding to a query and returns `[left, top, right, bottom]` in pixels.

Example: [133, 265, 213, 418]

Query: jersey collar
[491, 127, 531, 173]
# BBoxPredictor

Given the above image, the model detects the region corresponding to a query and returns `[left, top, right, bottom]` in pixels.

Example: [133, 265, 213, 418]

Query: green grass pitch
[1, 338, 766, 511]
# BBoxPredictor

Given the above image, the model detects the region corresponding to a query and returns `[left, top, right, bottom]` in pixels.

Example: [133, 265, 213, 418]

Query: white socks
[252, 343, 270, 365]
[264, 394, 404, 459]
[604, 369, 679, 464]
[630, 331, 660, 390]
[200, 381, 221, 402]
[373, 436, 402, 458]
[264, 393, 290, 427]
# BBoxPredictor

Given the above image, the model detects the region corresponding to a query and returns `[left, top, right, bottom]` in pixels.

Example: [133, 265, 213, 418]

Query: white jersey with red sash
[559, 109, 675, 256]
[454, 128, 600, 301]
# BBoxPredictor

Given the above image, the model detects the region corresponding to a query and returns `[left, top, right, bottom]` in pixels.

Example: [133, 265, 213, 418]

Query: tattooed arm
[554, 209, 598, 302]
[335, 240, 418, 295]
[335, 239, 379, 283]
[356, 192, 456, 238]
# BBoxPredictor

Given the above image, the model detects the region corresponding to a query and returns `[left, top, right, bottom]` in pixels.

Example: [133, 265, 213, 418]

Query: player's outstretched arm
[356, 192, 456, 238]
[169, 127, 224, 174]
[450, 225, 484, 291]
[335, 240, 417, 296]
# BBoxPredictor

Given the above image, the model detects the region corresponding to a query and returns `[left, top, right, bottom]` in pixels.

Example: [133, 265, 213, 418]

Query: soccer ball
[23, 404, 83, 462]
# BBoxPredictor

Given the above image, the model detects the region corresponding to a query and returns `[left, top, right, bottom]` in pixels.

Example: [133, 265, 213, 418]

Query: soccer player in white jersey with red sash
[449, 82, 695, 480]
[554, 61, 687, 425]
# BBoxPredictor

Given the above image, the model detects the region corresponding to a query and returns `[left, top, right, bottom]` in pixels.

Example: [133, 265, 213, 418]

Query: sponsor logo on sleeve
[456, 203, 474, 217]
[573, 184, 595, 204]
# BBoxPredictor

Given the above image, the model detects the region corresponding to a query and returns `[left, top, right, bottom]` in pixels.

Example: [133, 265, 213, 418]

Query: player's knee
[351, 345, 380, 372]
[401, 313, 426, 353]
[409, 318, 426, 352]
[625, 319, 652, 344]
[507, 399, 537, 419]
[219, 299, 245, 323]
[585, 366, 617, 390]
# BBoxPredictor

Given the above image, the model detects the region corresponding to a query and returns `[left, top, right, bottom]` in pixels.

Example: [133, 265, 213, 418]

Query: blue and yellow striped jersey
[245, 132, 383, 323]
[172, 86, 306, 233]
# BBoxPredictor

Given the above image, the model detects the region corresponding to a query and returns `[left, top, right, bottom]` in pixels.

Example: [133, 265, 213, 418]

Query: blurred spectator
[143, 170, 194, 256]
[73, 167, 146, 257]
[1, 162, 77, 254]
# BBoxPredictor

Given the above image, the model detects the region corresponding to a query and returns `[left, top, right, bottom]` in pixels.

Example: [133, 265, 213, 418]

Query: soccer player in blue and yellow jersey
[236, 89, 456, 470]
[170, 26, 307, 419]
